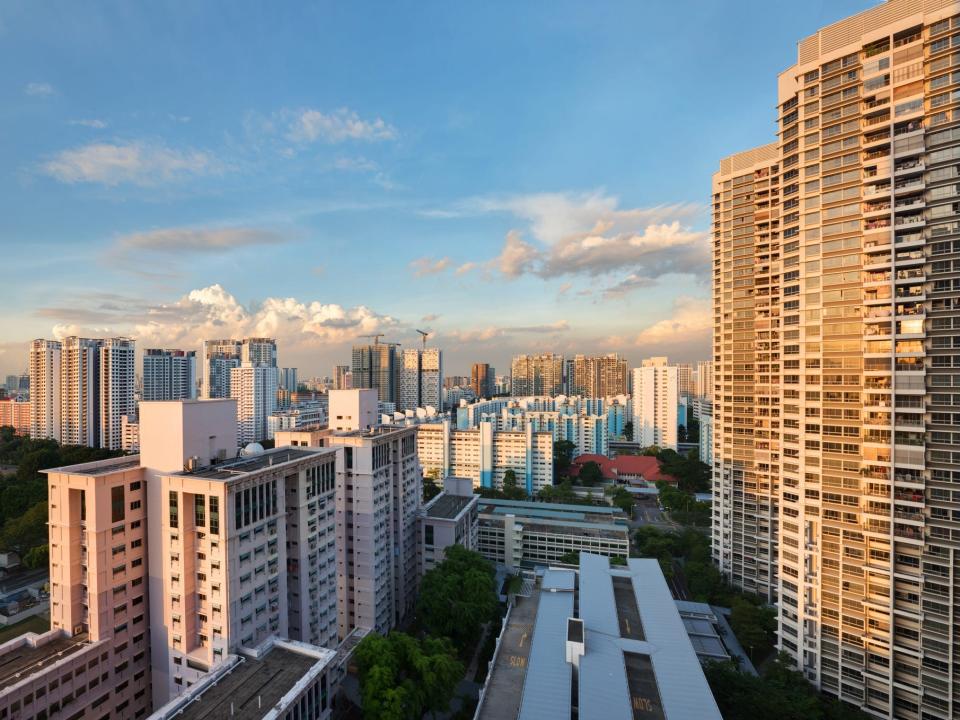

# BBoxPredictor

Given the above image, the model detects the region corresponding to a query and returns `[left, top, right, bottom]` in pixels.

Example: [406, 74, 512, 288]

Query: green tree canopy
[416, 545, 498, 652]
[553, 439, 576, 481]
[623, 420, 634, 441]
[500, 468, 528, 500]
[354, 632, 463, 720]
[577, 460, 604, 485]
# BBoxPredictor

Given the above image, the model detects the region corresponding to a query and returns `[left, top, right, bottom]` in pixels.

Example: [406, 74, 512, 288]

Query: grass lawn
[0, 614, 49, 645]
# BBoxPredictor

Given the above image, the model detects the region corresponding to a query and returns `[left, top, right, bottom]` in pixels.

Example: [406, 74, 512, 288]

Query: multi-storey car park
[715, 1, 960, 717]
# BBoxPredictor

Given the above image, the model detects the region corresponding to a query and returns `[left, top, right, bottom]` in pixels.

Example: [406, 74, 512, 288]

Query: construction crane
[416, 329, 430, 349]
[359, 333, 385, 345]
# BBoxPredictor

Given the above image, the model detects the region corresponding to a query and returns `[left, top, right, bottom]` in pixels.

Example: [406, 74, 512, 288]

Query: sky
[0, 0, 878, 377]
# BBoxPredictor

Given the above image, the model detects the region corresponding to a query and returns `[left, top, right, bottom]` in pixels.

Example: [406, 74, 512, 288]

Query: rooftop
[155, 643, 330, 720]
[569, 453, 676, 484]
[424, 493, 476, 520]
[175, 447, 324, 480]
[42, 455, 142, 476]
[0, 631, 93, 692]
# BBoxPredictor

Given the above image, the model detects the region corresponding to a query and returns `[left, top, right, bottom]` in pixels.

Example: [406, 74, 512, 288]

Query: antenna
[416, 329, 430, 349]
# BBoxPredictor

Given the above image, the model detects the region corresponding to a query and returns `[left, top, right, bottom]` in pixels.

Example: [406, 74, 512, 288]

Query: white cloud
[455, 262, 478, 276]
[286, 107, 397, 144]
[69, 118, 107, 129]
[42, 140, 219, 186]
[492, 230, 539, 279]
[25, 82, 55, 97]
[131, 285, 399, 351]
[634, 296, 711, 346]
[410, 256, 451, 277]
[442, 320, 570, 344]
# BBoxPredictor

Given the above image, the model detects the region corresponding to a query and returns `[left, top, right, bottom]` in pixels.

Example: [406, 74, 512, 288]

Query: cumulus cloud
[442, 320, 570, 344]
[42, 140, 219, 186]
[421, 313, 441, 322]
[409, 256, 451, 277]
[492, 230, 539, 279]
[112, 226, 286, 256]
[25, 82, 55, 97]
[634, 296, 711, 348]
[286, 107, 397, 143]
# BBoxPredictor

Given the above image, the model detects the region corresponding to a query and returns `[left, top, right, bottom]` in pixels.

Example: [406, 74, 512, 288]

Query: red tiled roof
[569, 453, 675, 484]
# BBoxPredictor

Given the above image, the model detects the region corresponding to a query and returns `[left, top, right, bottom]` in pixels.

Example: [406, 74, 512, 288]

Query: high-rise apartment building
[200, 339, 242, 399]
[280, 367, 299, 393]
[711, 145, 782, 607]
[631, 357, 679, 450]
[240, 337, 278, 367]
[715, 3, 960, 716]
[275, 414, 422, 639]
[510, 353, 564, 397]
[143, 349, 197, 401]
[99, 337, 136, 451]
[397, 347, 443, 411]
[470, 362, 494, 399]
[696, 359, 715, 402]
[351, 342, 398, 404]
[230, 363, 280, 444]
[28, 336, 135, 450]
[333, 364, 351, 390]
[29, 339, 61, 440]
[565, 353, 629, 397]
[676, 362, 695, 400]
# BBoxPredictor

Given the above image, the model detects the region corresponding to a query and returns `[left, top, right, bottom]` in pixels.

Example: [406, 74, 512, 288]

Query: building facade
[714, 3, 960, 716]
[510, 353, 564, 397]
[230, 364, 280, 444]
[143, 349, 197, 402]
[397, 347, 443, 412]
[200, 339, 242, 400]
[416, 419, 554, 495]
[631, 357, 679, 450]
[351, 343, 398, 404]
[470, 362, 494, 399]
[419, 477, 479, 574]
[0, 398, 30, 435]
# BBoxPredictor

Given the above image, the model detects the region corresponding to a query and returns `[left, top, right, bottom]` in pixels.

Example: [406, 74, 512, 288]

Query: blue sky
[0, 0, 876, 376]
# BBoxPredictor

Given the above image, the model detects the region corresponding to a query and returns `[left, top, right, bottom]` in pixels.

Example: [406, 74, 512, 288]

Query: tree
[423, 475, 442, 503]
[678, 424, 688, 443]
[729, 598, 777, 658]
[605, 485, 634, 514]
[559, 550, 580, 565]
[623, 420, 634, 441]
[501, 468, 527, 500]
[552, 440, 576, 481]
[354, 632, 464, 720]
[538, 479, 595, 506]
[577, 461, 604, 486]
[22, 544, 49, 570]
[687, 417, 700, 443]
[416, 545, 498, 652]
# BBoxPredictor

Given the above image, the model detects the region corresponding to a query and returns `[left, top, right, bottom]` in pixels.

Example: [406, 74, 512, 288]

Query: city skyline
[0, 1, 877, 377]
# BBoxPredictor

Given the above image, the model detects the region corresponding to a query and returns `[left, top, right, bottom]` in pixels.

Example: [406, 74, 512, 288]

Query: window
[111, 486, 125, 523]
[210, 496, 219, 535]
[169, 491, 179, 529]
[194, 494, 206, 528]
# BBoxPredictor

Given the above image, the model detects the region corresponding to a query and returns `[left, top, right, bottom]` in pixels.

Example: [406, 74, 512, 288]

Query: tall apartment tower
[676, 362, 695, 399]
[200, 339, 242, 399]
[631, 357, 679, 450]
[510, 353, 564, 397]
[333, 364, 351, 390]
[398, 347, 444, 411]
[230, 363, 280, 444]
[99, 337, 136, 451]
[566, 353, 629, 397]
[280, 367, 299, 392]
[711, 146, 782, 606]
[29, 339, 61, 440]
[715, 3, 960, 716]
[351, 342, 398, 404]
[470, 362, 494, 399]
[241, 337, 278, 367]
[143, 349, 197, 401]
[60, 337, 103, 448]
[696, 359, 716, 402]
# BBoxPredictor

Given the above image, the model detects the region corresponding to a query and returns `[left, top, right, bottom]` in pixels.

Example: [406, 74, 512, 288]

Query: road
[0, 568, 48, 595]
[629, 499, 680, 531]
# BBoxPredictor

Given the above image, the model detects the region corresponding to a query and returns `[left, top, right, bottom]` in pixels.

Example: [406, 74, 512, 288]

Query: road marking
[519, 631, 528, 648]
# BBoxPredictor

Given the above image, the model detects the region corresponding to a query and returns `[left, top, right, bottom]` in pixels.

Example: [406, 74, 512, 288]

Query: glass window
[111, 486, 125, 523]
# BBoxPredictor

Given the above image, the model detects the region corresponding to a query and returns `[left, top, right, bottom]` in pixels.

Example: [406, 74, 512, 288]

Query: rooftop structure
[477, 554, 722, 720]
[147, 637, 342, 720]
[569, 453, 676, 485]
[419, 477, 479, 573]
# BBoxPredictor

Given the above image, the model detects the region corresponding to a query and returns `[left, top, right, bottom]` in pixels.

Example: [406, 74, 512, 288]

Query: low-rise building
[475, 554, 722, 720]
[569, 453, 675, 486]
[267, 401, 326, 439]
[0, 398, 29, 436]
[476, 498, 629, 569]
[419, 477, 478, 574]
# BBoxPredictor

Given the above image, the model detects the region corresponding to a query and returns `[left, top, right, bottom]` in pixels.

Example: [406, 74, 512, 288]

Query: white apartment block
[328, 388, 377, 432]
[200, 339, 241, 399]
[631, 358, 679, 450]
[28, 336, 135, 450]
[275, 419, 422, 639]
[230, 363, 280, 445]
[492, 408, 609, 457]
[696, 359, 715, 402]
[143, 349, 197, 401]
[416, 419, 554, 495]
[100, 337, 136, 451]
[29, 339, 61, 440]
[267, 401, 326, 440]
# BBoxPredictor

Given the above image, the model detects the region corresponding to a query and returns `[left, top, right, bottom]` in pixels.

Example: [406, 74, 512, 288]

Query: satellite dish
[240, 442, 265, 457]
